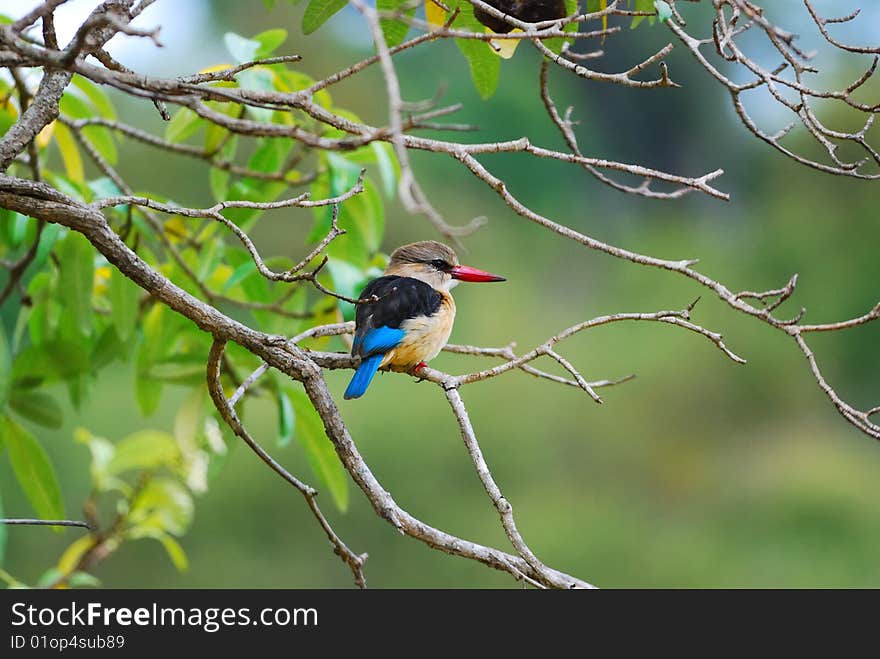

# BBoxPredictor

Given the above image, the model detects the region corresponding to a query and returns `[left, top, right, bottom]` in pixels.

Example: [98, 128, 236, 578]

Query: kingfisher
[343, 241, 505, 400]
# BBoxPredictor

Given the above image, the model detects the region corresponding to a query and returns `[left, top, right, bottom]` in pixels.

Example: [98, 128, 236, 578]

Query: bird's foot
[410, 361, 429, 381]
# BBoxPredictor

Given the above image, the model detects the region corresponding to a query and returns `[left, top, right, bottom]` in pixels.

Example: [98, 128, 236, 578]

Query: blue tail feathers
[344, 354, 384, 400]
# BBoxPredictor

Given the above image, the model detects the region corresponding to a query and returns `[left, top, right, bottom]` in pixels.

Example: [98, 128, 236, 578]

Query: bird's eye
[430, 259, 449, 271]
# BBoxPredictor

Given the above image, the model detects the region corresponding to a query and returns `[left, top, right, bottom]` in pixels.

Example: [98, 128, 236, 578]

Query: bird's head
[385, 240, 506, 291]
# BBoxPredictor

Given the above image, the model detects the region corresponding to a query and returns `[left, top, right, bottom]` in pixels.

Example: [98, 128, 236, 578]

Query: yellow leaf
[53, 122, 84, 183]
[1, 95, 18, 116]
[601, 0, 608, 37]
[425, 0, 446, 28]
[57, 536, 95, 576]
[94, 265, 111, 296]
[36, 122, 54, 149]
[489, 28, 522, 59]
[206, 263, 233, 290]
[164, 216, 189, 244]
[198, 63, 234, 74]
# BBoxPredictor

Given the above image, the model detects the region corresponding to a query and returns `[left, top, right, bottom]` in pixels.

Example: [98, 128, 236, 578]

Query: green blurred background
[2, 0, 879, 587]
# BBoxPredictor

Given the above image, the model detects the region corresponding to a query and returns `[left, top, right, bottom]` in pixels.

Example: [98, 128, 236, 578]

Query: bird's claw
[410, 361, 429, 382]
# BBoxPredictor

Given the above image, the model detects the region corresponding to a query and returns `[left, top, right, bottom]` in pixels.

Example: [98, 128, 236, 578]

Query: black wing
[352, 276, 442, 356]
[514, 0, 566, 24]
[474, 0, 566, 33]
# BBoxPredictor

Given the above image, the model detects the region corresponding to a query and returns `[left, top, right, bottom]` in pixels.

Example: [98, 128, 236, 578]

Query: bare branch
[1, 518, 91, 530]
[802, 0, 879, 55]
[179, 55, 303, 84]
[91, 173, 364, 285]
[3, 0, 878, 590]
[0, 175, 594, 587]
[444, 387, 595, 588]
[207, 338, 368, 588]
[11, 0, 69, 34]
[667, 2, 880, 180]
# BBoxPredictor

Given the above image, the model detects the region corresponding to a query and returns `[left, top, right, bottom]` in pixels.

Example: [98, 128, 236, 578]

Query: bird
[472, 0, 569, 59]
[343, 241, 505, 400]
[473, 0, 568, 34]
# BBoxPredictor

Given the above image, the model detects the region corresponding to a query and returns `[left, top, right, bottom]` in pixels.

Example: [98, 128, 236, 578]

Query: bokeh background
[1, 0, 879, 587]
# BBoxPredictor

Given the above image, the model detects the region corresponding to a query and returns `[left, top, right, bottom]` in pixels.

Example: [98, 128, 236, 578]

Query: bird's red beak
[449, 265, 506, 283]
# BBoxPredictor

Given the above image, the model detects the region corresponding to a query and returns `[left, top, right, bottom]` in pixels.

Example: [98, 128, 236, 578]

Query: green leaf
[277, 390, 295, 448]
[128, 528, 189, 571]
[654, 0, 672, 22]
[372, 142, 398, 198]
[164, 107, 201, 143]
[67, 571, 102, 588]
[631, 0, 655, 28]
[327, 258, 368, 322]
[224, 32, 260, 65]
[247, 137, 289, 175]
[174, 388, 203, 448]
[12, 340, 90, 383]
[91, 325, 125, 371]
[456, 37, 500, 100]
[58, 231, 94, 337]
[74, 427, 116, 490]
[0, 321, 10, 411]
[543, 0, 580, 54]
[238, 70, 276, 123]
[0, 107, 15, 138]
[324, 177, 384, 271]
[3, 211, 28, 248]
[586, 0, 609, 36]
[378, 0, 415, 47]
[353, 178, 384, 253]
[128, 477, 193, 536]
[0, 489, 6, 565]
[58, 536, 95, 575]
[59, 91, 93, 120]
[82, 125, 117, 165]
[106, 430, 180, 476]
[204, 123, 227, 155]
[254, 29, 288, 57]
[273, 69, 333, 109]
[44, 171, 90, 203]
[87, 177, 121, 204]
[71, 75, 116, 119]
[53, 122, 84, 183]
[135, 304, 169, 416]
[108, 270, 140, 343]
[224, 178, 286, 229]
[32, 223, 62, 277]
[209, 167, 230, 202]
[287, 388, 348, 511]
[2, 415, 65, 520]
[221, 259, 257, 292]
[310, 153, 362, 245]
[302, 0, 348, 34]
[36, 567, 62, 587]
[174, 389, 209, 493]
[10, 391, 63, 429]
[56, 317, 93, 395]
[146, 361, 206, 385]
[135, 378, 163, 416]
[156, 533, 188, 571]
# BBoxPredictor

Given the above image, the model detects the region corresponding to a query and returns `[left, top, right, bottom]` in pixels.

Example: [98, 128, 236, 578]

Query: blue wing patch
[358, 326, 406, 357]
[345, 326, 406, 400]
